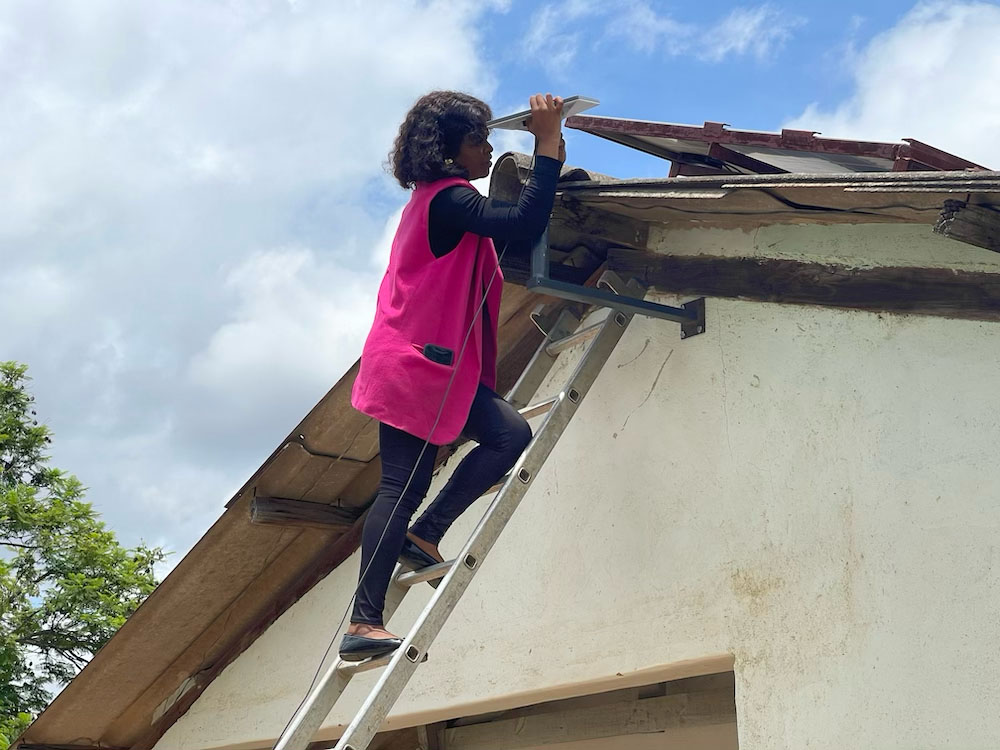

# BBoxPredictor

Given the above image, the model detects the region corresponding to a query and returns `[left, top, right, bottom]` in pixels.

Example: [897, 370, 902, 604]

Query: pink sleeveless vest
[351, 177, 504, 445]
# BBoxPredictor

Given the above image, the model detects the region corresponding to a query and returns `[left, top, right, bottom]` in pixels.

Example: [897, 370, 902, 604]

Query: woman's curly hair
[390, 91, 492, 189]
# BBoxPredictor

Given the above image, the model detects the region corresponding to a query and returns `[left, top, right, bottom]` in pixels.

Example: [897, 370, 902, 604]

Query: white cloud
[370, 206, 405, 272]
[521, 0, 801, 74]
[0, 0, 503, 560]
[522, 4, 585, 76]
[786, 1, 1000, 169]
[187, 246, 376, 406]
[0, 266, 79, 325]
[608, 1, 693, 55]
[488, 125, 535, 163]
[699, 4, 804, 62]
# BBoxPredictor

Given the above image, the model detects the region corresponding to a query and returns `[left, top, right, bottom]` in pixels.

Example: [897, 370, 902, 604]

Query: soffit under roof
[553, 169, 1000, 229]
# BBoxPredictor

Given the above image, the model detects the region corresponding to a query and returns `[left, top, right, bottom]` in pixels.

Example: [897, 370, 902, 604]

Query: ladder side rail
[331, 296, 639, 750]
[274, 654, 354, 750]
[505, 307, 581, 409]
[274, 549, 436, 750]
[274, 301, 602, 750]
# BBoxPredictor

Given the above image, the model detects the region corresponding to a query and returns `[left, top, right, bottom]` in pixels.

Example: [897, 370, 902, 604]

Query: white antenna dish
[487, 95, 599, 131]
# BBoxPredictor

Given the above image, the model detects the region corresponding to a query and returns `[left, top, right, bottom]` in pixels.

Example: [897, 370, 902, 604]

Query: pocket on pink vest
[410, 342, 455, 367]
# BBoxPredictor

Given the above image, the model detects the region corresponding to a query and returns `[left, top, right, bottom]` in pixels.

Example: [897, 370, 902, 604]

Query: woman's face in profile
[455, 129, 493, 180]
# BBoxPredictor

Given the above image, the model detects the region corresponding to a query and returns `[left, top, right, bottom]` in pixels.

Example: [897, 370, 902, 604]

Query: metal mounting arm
[525, 227, 706, 339]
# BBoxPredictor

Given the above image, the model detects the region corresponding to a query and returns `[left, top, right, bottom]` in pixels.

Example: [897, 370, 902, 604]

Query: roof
[16, 122, 1000, 750]
[566, 115, 990, 176]
[552, 168, 1000, 230]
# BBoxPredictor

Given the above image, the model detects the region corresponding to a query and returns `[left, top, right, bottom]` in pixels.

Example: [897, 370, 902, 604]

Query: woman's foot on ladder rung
[340, 623, 403, 662]
[399, 532, 445, 588]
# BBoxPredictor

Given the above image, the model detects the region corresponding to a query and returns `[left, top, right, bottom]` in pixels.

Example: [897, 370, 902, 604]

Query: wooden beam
[708, 142, 787, 174]
[416, 721, 447, 750]
[499, 253, 593, 286]
[552, 197, 650, 250]
[934, 200, 1000, 254]
[440, 689, 735, 750]
[250, 496, 360, 531]
[368, 727, 423, 750]
[609, 249, 1000, 322]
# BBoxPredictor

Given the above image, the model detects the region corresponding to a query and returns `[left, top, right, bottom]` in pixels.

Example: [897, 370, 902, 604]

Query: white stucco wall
[648, 221, 1000, 272]
[155, 223, 1000, 750]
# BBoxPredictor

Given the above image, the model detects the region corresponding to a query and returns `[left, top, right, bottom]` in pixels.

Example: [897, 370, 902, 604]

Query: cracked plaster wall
[157, 226, 1000, 750]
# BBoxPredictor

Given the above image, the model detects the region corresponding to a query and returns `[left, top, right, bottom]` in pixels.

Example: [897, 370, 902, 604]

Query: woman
[342, 91, 565, 661]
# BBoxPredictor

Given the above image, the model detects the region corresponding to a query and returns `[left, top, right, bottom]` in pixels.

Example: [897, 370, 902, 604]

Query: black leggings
[352, 383, 532, 626]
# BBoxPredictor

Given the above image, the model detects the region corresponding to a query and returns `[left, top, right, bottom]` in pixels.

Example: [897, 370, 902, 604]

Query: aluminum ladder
[274, 271, 699, 750]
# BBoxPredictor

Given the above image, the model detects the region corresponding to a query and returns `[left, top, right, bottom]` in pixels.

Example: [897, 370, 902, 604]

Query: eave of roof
[552, 169, 1000, 230]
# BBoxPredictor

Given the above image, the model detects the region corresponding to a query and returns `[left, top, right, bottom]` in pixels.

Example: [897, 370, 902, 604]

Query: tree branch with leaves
[0, 362, 165, 749]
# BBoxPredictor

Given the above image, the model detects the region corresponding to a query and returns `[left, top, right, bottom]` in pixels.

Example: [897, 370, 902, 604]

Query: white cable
[274, 153, 536, 746]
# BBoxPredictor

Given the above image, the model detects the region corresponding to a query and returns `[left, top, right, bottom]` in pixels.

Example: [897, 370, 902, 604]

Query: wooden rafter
[609, 249, 1000, 322]
[934, 200, 1000, 255]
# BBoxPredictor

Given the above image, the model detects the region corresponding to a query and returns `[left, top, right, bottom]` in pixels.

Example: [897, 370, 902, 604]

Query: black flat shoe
[399, 537, 444, 588]
[339, 633, 403, 662]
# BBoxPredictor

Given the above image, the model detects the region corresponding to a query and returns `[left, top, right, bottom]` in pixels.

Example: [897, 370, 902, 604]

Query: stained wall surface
[155, 223, 1000, 750]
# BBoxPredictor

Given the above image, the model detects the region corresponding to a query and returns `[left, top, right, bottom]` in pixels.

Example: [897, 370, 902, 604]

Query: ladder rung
[545, 320, 604, 356]
[518, 396, 557, 420]
[272, 272, 647, 750]
[395, 560, 454, 588]
[483, 473, 510, 496]
[337, 649, 428, 677]
[336, 652, 395, 676]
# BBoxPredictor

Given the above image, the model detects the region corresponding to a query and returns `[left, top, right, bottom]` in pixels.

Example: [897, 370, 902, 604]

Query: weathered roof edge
[566, 114, 990, 173]
[557, 168, 1000, 190]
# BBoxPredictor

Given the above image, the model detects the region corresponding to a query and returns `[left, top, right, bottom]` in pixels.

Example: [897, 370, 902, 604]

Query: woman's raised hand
[525, 93, 564, 160]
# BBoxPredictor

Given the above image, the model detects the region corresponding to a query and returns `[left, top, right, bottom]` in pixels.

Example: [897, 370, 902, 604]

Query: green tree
[0, 362, 165, 749]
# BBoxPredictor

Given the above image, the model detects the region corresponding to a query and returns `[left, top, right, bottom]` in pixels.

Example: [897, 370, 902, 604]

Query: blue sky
[475, 0, 992, 178]
[2, 0, 998, 568]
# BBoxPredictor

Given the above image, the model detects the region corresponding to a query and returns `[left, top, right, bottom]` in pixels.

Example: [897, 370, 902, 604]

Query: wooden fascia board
[934, 200, 1000, 255]
[438, 689, 735, 750]
[610, 249, 1000, 322]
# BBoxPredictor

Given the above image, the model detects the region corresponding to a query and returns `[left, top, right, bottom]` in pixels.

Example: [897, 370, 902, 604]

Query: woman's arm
[428, 93, 566, 258]
[428, 155, 562, 257]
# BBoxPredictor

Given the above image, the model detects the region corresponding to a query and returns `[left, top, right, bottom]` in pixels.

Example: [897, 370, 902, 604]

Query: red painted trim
[566, 115, 989, 172]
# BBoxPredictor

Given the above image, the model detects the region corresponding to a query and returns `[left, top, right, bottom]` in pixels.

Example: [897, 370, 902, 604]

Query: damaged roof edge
[566, 115, 990, 174]
[555, 168, 1000, 190]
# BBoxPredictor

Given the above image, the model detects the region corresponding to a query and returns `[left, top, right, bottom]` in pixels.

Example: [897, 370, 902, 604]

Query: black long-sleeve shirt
[427, 155, 562, 258]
